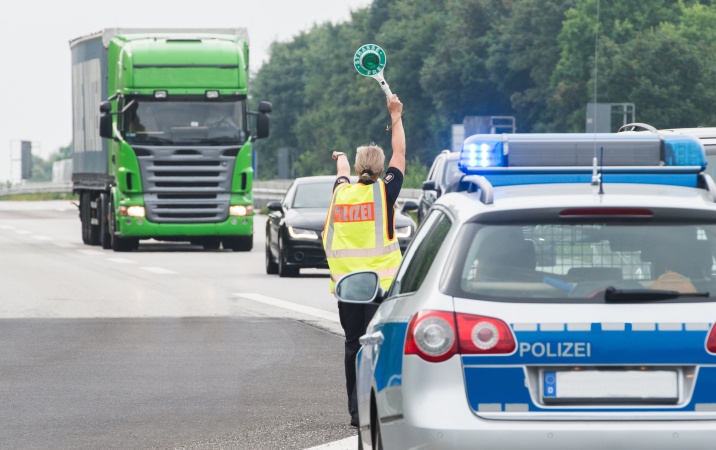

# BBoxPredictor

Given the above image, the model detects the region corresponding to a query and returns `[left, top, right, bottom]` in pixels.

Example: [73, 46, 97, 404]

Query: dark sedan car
[417, 150, 461, 223]
[265, 176, 418, 277]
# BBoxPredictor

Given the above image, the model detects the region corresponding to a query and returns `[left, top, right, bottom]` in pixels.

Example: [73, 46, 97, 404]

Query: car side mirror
[422, 180, 436, 191]
[402, 199, 419, 213]
[266, 201, 283, 212]
[422, 180, 441, 197]
[334, 271, 386, 304]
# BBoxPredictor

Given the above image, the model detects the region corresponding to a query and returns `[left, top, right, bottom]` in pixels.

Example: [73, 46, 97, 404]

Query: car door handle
[359, 331, 384, 345]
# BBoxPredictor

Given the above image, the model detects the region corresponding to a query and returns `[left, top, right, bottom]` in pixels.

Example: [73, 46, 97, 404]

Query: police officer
[323, 93, 405, 427]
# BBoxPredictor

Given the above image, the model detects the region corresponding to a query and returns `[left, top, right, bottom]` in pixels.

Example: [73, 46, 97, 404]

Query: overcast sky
[0, 0, 372, 182]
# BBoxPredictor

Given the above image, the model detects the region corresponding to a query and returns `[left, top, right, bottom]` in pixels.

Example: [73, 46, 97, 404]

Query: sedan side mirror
[402, 199, 419, 213]
[334, 271, 386, 304]
[266, 201, 283, 212]
[422, 180, 441, 197]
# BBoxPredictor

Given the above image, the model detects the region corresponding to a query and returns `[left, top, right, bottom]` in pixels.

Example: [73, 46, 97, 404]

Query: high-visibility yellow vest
[323, 180, 403, 293]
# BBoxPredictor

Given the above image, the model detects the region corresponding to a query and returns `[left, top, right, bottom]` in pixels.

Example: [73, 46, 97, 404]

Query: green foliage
[403, 157, 429, 189]
[252, 0, 716, 179]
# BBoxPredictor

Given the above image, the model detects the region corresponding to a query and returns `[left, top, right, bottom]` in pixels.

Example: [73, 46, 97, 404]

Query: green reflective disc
[354, 44, 387, 76]
[362, 53, 380, 71]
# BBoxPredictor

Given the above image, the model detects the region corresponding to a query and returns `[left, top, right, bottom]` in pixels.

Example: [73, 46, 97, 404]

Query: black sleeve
[383, 167, 404, 207]
[333, 176, 350, 192]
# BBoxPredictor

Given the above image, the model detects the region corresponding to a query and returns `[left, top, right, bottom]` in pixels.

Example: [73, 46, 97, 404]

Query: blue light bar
[459, 135, 505, 170]
[457, 132, 707, 188]
[663, 135, 707, 167]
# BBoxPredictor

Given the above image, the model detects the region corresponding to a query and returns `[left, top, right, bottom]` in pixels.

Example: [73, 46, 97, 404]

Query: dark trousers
[338, 301, 379, 414]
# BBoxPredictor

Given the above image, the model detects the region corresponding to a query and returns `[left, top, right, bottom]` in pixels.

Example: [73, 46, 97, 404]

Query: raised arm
[387, 94, 405, 174]
[332, 151, 350, 179]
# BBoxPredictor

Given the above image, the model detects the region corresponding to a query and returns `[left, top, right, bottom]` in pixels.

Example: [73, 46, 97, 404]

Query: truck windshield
[446, 221, 716, 302]
[122, 100, 247, 146]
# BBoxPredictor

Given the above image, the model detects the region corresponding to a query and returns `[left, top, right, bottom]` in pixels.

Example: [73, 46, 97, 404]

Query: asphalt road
[0, 201, 356, 449]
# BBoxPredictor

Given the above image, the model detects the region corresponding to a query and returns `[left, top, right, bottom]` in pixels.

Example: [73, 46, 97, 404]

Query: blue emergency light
[458, 133, 707, 188]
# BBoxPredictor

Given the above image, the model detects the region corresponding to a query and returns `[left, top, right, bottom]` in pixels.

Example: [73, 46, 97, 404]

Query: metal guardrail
[0, 180, 422, 205]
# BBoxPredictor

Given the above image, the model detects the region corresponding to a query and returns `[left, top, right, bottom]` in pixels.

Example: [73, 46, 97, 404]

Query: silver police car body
[336, 132, 716, 449]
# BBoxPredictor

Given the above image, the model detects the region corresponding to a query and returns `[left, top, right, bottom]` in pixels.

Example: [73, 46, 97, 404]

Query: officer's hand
[332, 151, 347, 161]
[387, 94, 403, 117]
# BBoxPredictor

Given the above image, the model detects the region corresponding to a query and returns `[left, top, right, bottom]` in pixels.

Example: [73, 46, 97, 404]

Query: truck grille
[134, 145, 239, 223]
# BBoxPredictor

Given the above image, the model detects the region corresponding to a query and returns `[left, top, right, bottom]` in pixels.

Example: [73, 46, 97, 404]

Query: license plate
[542, 369, 678, 403]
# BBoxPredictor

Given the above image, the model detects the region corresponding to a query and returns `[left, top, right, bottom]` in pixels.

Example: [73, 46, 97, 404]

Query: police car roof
[438, 181, 716, 223]
[439, 131, 716, 222]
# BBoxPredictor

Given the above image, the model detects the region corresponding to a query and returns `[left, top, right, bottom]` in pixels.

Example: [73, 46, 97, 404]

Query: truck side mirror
[255, 112, 270, 140]
[99, 101, 113, 139]
[258, 101, 272, 114]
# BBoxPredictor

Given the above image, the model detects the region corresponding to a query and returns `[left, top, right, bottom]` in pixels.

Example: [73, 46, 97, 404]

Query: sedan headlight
[395, 226, 412, 238]
[288, 226, 319, 240]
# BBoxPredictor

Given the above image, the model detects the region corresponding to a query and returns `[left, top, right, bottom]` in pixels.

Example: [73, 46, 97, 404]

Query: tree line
[250, 0, 716, 183]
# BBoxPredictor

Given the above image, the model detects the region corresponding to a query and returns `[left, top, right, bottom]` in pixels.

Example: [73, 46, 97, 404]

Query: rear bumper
[369, 356, 716, 449]
[379, 419, 716, 450]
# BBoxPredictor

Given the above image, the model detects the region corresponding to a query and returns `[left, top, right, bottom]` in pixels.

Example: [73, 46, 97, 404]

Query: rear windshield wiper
[604, 286, 710, 303]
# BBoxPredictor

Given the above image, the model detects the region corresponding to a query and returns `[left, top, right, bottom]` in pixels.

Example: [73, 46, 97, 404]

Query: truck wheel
[109, 198, 138, 252]
[80, 192, 90, 244]
[99, 193, 112, 250]
[202, 238, 221, 251]
[223, 236, 253, 252]
[87, 193, 100, 246]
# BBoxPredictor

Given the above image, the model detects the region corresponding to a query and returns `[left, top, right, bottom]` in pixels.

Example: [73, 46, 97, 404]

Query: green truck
[69, 28, 271, 251]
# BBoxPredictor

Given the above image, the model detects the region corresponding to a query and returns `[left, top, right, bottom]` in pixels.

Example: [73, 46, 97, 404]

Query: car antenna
[599, 147, 605, 195]
[590, 0, 603, 196]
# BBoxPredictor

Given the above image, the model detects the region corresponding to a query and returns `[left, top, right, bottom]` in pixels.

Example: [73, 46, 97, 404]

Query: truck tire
[223, 236, 253, 252]
[99, 193, 112, 249]
[80, 192, 90, 245]
[109, 197, 139, 252]
[202, 238, 221, 251]
[87, 192, 101, 246]
[81, 192, 100, 245]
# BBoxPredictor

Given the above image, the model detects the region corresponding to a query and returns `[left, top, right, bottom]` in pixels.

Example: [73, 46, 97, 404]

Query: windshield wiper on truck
[604, 286, 710, 303]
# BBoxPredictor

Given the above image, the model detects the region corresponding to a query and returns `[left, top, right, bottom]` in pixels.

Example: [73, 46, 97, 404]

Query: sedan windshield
[292, 182, 334, 208]
[447, 222, 716, 301]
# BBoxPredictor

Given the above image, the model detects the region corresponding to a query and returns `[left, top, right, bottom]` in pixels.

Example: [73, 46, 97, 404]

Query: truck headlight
[288, 226, 319, 240]
[119, 206, 146, 217]
[396, 226, 412, 238]
[229, 205, 253, 216]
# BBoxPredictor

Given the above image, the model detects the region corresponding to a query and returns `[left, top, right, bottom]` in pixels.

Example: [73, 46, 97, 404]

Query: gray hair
[354, 143, 385, 182]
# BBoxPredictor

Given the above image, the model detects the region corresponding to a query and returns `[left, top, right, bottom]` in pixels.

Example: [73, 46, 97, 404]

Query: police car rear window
[445, 221, 716, 302]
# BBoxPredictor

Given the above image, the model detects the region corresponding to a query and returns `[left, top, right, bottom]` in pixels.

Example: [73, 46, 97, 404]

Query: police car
[334, 132, 716, 449]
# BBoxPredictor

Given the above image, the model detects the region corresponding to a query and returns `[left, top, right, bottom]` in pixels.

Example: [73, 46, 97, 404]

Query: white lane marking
[107, 257, 137, 264]
[141, 266, 176, 274]
[14, 230, 31, 235]
[78, 249, 103, 256]
[53, 242, 76, 248]
[33, 235, 52, 241]
[304, 436, 357, 450]
[0, 225, 14, 229]
[234, 292, 340, 323]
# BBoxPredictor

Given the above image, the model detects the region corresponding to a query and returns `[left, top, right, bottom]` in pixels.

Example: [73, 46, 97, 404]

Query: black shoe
[350, 411, 359, 427]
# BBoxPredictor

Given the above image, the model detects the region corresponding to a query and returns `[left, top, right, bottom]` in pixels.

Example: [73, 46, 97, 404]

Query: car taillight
[405, 311, 458, 363]
[707, 325, 716, 354]
[456, 313, 516, 354]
